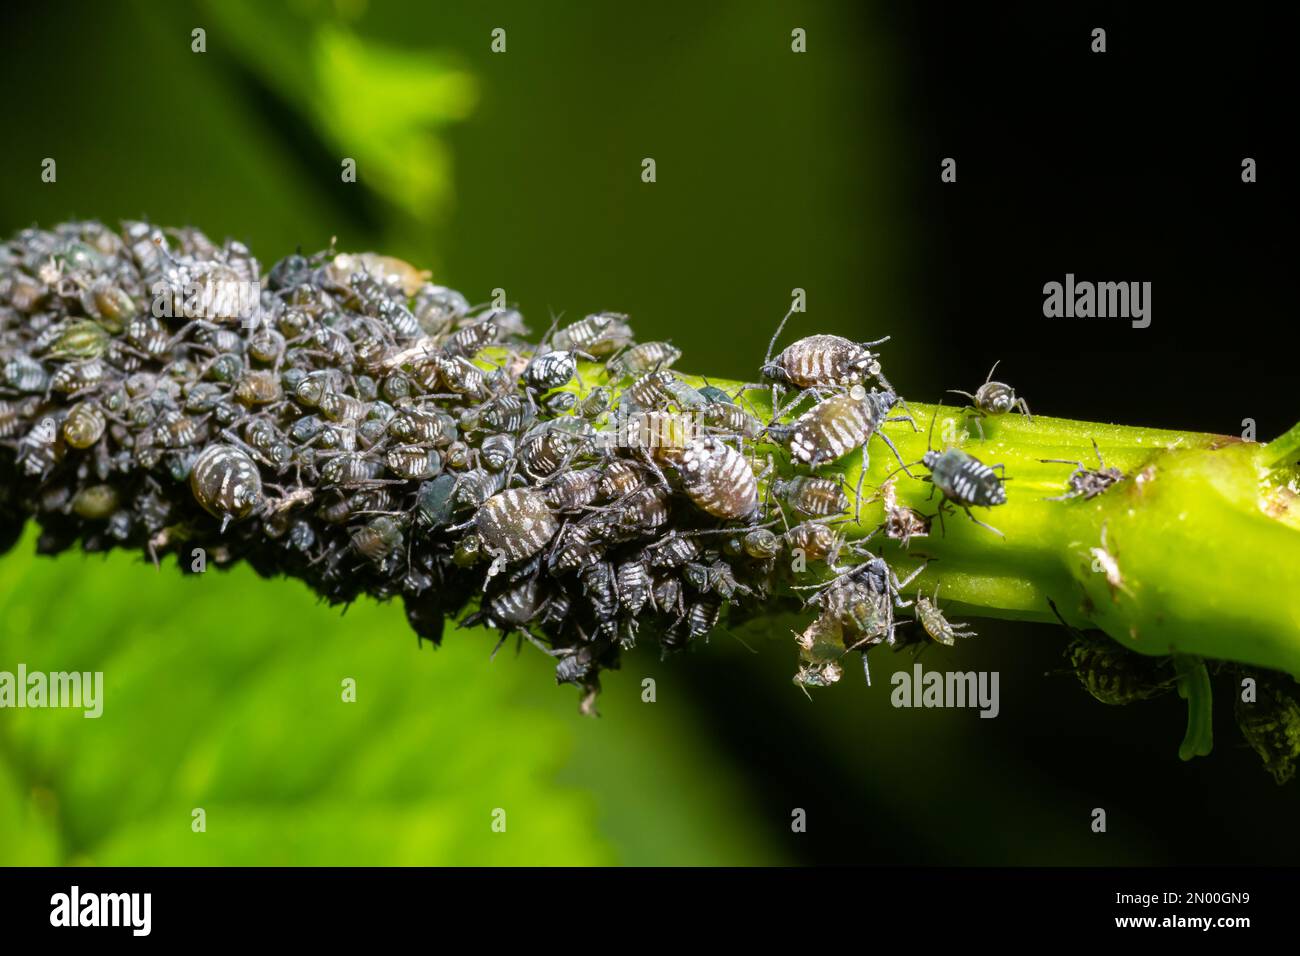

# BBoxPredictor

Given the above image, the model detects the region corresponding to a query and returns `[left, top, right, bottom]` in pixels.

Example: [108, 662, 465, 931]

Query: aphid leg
[873, 430, 915, 478]
[961, 505, 1004, 538]
[1016, 397, 1033, 422]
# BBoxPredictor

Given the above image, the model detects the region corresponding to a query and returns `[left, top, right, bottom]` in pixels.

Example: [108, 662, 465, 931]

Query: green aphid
[43, 319, 109, 360]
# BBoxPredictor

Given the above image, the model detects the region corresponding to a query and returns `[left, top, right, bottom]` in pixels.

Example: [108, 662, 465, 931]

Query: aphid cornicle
[474, 488, 559, 564]
[948, 360, 1032, 439]
[673, 437, 759, 521]
[190, 444, 264, 525]
[762, 333, 890, 389]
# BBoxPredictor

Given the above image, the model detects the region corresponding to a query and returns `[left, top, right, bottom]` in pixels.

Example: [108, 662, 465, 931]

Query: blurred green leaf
[0, 530, 779, 864]
[203, 0, 477, 224]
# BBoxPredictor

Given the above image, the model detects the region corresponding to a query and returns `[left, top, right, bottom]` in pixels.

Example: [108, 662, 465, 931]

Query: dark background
[0, 1, 1294, 865]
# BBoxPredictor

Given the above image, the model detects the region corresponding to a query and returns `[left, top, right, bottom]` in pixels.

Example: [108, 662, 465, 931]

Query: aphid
[685, 561, 714, 593]
[478, 433, 517, 472]
[673, 437, 759, 521]
[1042, 438, 1123, 501]
[783, 520, 843, 565]
[434, 354, 487, 398]
[874, 477, 930, 547]
[157, 414, 205, 448]
[190, 444, 264, 525]
[772, 475, 848, 518]
[793, 660, 844, 690]
[652, 573, 685, 620]
[349, 515, 405, 565]
[51, 358, 108, 394]
[234, 370, 282, 407]
[914, 584, 976, 646]
[413, 284, 470, 334]
[553, 312, 632, 356]
[387, 444, 442, 480]
[463, 394, 534, 434]
[40, 319, 109, 360]
[319, 453, 383, 485]
[443, 318, 499, 359]
[72, 484, 120, 520]
[415, 473, 459, 527]
[17, 417, 63, 476]
[615, 559, 652, 615]
[519, 420, 595, 478]
[701, 399, 763, 440]
[318, 390, 366, 423]
[4, 354, 49, 392]
[580, 561, 619, 623]
[542, 391, 578, 416]
[742, 528, 781, 560]
[779, 388, 909, 472]
[1089, 521, 1129, 600]
[452, 467, 508, 509]
[390, 407, 454, 445]
[920, 446, 1007, 537]
[1065, 628, 1175, 707]
[625, 369, 675, 409]
[762, 333, 890, 389]
[549, 520, 609, 573]
[644, 532, 700, 569]
[794, 612, 847, 664]
[544, 467, 602, 511]
[464, 576, 546, 632]
[247, 327, 286, 364]
[599, 459, 644, 500]
[82, 278, 136, 331]
[686, 597, 722, 639]
[948, 360, 1032, 439]
[607, 341, 681, 380]
[613, 485, 671, 533]
[577, 386, 612, 420]
[62, 402, 107, 449]
[524, 349, 579, 392]
[474, 488, 559, 566]
[0, 398, 39, 439]
[331, 252, 429, 298]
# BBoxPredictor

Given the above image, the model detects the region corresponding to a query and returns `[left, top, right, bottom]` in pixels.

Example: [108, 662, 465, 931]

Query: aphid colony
[0, 221, 1031, 709]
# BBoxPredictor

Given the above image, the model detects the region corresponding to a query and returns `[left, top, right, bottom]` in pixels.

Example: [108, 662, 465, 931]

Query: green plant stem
[651, 371, 1300, 679]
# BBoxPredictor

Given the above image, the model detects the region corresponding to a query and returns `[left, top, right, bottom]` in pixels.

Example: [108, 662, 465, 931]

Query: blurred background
[0, 0, 1294, 865]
